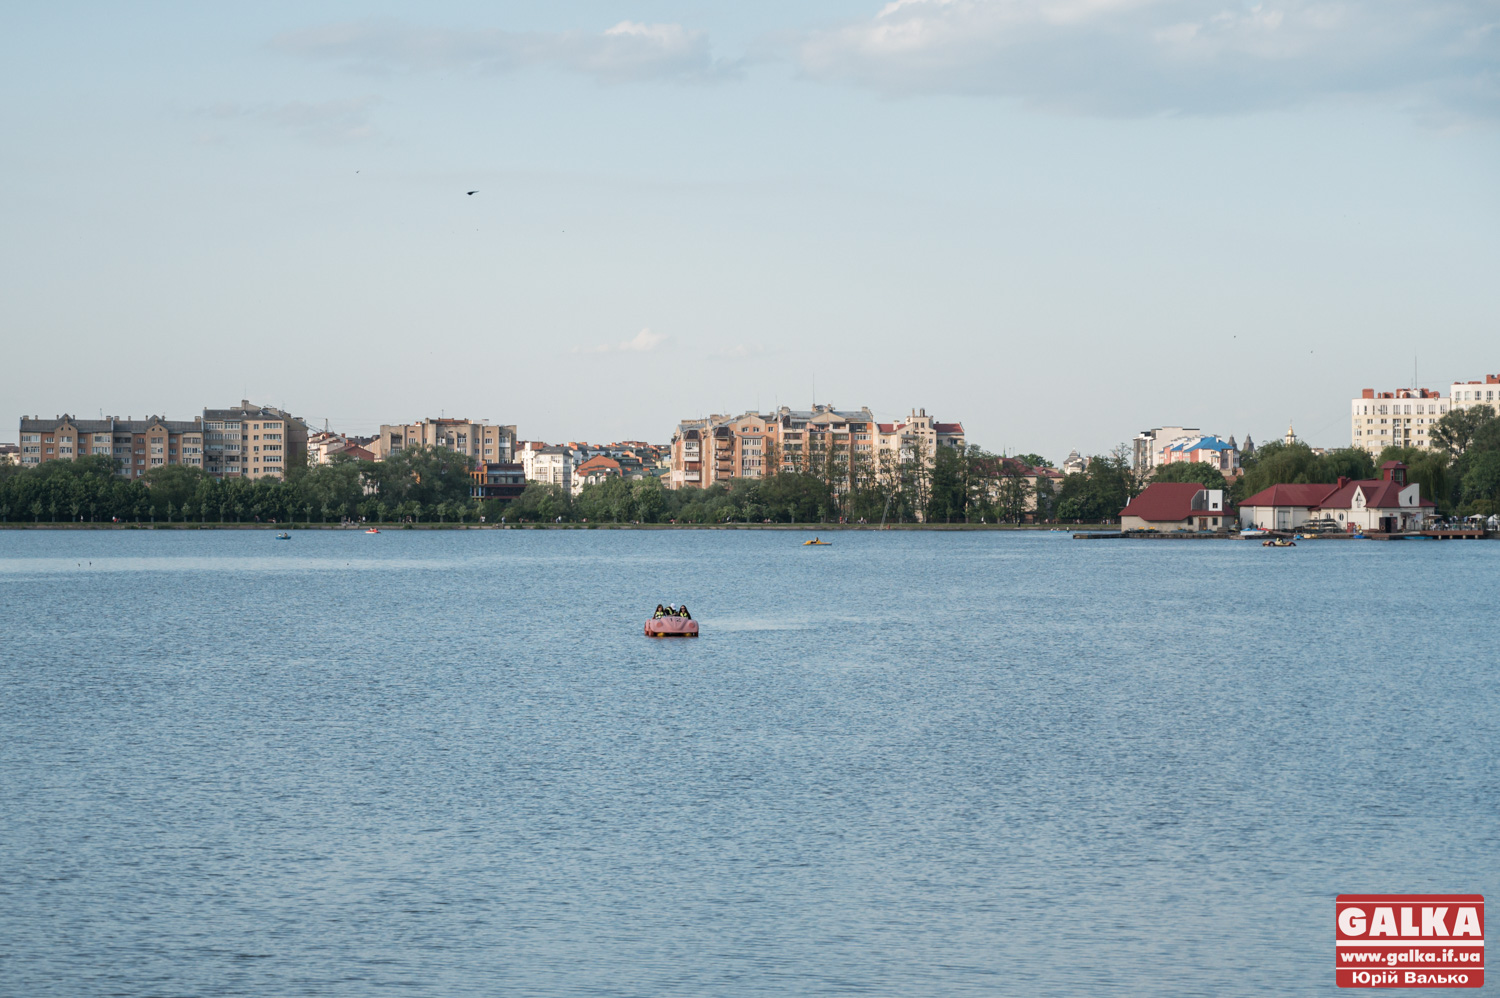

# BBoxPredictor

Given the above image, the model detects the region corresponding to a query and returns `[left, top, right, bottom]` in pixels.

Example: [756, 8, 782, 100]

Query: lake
[1, 529, 1495, 996]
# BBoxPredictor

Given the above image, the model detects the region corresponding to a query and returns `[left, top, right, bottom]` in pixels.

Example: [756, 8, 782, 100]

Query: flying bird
[467, 190, 478, 195]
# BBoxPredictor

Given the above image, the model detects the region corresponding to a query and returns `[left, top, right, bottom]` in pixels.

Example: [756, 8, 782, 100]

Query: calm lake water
[1, 529, 1496, 997]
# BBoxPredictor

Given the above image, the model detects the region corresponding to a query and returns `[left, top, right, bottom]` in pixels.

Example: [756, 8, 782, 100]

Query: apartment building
[17, 414, 205, 478]
[1349, 388, 1449, 456]
[308, 430, 377, 465]
[519, 442, 573, 491]
[1132, 426, 1200, 472]
[1161, 435, 1241, 476]
[372, 418, 517, 465]
[1449, 375, 1500, 412]
[668, 404, 963, 490]
[202, 401, 309, 480]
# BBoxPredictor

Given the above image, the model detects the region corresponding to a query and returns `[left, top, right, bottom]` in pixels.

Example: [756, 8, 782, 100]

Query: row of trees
[0, 448, 493, 526]
[0, 441, 1141, 526]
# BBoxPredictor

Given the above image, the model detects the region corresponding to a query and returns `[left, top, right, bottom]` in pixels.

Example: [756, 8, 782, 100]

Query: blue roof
[1170, 436, 1232, 453]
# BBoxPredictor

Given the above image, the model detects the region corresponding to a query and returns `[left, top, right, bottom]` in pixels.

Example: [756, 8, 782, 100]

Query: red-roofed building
[575, 455, 624, 491]
[1237, 462, 1434, 532]
[1119, 482, 1227, 531]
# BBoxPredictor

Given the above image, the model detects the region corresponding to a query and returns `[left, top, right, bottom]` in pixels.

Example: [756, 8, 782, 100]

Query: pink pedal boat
[645, 616, 699, 638]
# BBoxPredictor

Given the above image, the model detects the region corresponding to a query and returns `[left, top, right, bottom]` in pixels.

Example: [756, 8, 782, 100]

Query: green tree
[1461, 451, 1500, 510]
[1152, 461, 1228, 491]
[994, 463, 1033, 523]
[1430, 404, 1495, 456]
[143, 464, 210, 517]
[632, 479, 666, 522]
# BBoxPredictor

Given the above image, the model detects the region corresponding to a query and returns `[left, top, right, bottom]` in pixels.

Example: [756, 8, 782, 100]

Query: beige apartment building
[668, 405, 964, 490]
[17, 415, 206, 479]
[372, 418, 517, 465]
[1350, 388, 1449, 456]
[1449, 375, 1500, 412]
[202, 401, 309, 480]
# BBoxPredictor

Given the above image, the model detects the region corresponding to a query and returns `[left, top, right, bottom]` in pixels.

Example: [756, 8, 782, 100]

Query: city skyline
[3, 2, 1497, 458]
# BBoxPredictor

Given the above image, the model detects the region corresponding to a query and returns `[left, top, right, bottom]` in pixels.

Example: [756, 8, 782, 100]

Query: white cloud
[274, 20, 737, 85]
[793, 0, 1500, 120]
[570, 328, 670, 354]
[620, 327, 669, 351]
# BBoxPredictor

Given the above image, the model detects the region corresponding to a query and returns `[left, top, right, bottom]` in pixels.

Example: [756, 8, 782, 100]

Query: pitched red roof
[1242, 479, 1435, 511]
[1239, 482, 1339, 508]
[1318, 480, 1435, 510]
[934, 422, 964, 433]
[576, 455, 621, 474]
[1119, 482, 1208, 522]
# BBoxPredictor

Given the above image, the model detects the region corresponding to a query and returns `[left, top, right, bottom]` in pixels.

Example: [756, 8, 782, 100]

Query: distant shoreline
[0, 522, 1111, 532]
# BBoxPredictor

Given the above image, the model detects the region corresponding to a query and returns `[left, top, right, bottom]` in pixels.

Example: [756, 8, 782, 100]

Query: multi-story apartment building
[1449, 375, 1500, 412]
[519, 442, 573, 491]
[1160, 434, 1241, 476]
[307, 430, 377, 465]
[1132, 426, 1201, 472]
[876, 409, 966, 467]
[668, 405, 963, 490]
[1349, 388, 1448, 456]
[1134, 426, 1242, 475]
[16, 415, 206, 478]
[372, 418, 516, 465]
[202, 401, 308, 480]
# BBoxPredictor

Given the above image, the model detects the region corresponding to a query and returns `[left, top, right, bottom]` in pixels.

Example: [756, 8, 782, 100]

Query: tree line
[0, 442, 1142, 526]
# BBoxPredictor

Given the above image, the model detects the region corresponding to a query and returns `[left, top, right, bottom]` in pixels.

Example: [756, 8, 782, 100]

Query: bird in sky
[467, 190, 478, 195]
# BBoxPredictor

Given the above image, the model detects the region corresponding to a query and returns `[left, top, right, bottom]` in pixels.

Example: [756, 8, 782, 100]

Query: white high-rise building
[1349, 388, 1448, 456]
[1449, 375, 1500, 413]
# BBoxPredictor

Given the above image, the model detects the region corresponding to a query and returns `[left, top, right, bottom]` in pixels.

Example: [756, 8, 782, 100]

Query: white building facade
[1350, 388, 1448, 456]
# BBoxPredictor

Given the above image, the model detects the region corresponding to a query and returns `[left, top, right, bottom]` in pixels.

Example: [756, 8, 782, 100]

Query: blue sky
[3, 1, 1497, 460]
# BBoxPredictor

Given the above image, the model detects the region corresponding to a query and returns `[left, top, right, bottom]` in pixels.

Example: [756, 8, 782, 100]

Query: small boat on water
[1240, 528, 1272, 539]
[645, 616, 698, 638]
[365, 527, 380, 534]
[803, 537, 831, 546]
[645, 605, 699, 638]
[1263, 538, 1296, 547]
[275, 532, 291, 540]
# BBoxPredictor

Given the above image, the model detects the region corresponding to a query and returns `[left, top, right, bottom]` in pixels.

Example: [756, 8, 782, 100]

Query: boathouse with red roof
[1237, 461, 1434, 532]
[1119, 482, 1226, 531]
